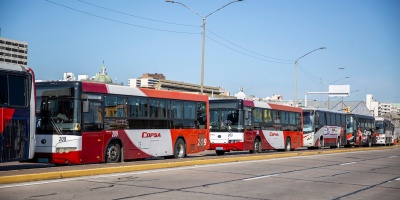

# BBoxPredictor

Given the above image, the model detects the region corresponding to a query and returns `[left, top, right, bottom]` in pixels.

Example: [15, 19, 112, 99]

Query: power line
[46, 0, 296, 65]
[206, 35, 293, 64]
[77, 0, 200, 27]
[207, 29, 293, 62]
[45, 0, 200, 34]
[298, 63, 320, 83]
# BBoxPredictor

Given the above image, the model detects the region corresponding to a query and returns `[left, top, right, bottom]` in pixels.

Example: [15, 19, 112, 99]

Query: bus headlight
[56, 147, 77, 153]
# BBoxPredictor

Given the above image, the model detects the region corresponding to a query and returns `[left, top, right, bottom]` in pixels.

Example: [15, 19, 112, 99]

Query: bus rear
[0, 62, 36, 162]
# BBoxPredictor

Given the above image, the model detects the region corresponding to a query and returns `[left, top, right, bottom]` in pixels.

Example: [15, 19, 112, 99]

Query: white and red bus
[209, 99, 303, 155]
[302, 108, 346, 149]
[373, 117, 394, 146]
[345, 113, 375, 147]
[0, 62, 36, 162]
[34, 81, 209, 164]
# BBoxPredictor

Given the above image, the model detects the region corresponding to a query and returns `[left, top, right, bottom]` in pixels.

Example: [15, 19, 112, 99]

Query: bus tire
[106, 141, 121, 163]
[318, 137, 323, 149]
[331, 138, 340, 148]
[250, 138, 261, 154]
[173, 138, 186, 158]
[285, 137, 291, 151]
[216, 150, 225, 156]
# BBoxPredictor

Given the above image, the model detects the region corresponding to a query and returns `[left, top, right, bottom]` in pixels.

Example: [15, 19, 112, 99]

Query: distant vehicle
[0, 62, 36, 162]
[34, 81, 209, 164]
[373, 117, 394, 146]
[209, 99, 303, 155]
[302, 108, 346, 149]
[345, 113, 375, 147]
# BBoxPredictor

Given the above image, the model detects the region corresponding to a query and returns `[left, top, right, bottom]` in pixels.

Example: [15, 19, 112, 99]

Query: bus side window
[83, 101, 103, 131]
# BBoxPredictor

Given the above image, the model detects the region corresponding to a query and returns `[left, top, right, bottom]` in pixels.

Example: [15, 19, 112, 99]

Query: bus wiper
[221, 122, 232, 133]
[50, 117, 63, 135]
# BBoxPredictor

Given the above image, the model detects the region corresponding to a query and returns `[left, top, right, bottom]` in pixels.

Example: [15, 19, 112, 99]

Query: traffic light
[344, 107, 350, 113]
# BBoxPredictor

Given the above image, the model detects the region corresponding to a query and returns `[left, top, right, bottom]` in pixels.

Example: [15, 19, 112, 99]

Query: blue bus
[0, 62, 36, 162]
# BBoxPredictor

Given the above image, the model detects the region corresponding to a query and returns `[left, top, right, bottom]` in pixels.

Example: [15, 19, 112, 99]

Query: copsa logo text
[142, 132, 161, 138]
[269, 132, 279, 136]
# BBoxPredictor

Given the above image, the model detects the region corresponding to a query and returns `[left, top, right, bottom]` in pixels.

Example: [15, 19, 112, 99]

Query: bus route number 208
[59, 136, 67, 143]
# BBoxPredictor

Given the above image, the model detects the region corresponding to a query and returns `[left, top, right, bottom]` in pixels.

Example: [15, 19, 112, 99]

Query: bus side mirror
[83, 101, 89, 113]
[244, 110, 249, 119]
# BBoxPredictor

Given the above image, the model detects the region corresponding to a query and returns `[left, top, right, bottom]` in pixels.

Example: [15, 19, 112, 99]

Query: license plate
[38, 158, 49, 163]
[216, 147, 224, 150]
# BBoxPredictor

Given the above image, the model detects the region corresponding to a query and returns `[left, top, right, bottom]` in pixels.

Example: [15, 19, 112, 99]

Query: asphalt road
[1, 147, 399, 200]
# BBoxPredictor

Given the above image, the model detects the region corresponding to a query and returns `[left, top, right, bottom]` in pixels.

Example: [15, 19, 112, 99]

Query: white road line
[243, 174, 280, 181]
[388, 156, 398, 158]
[339, 162, 357, 166]
[0, 150, 391, 189]
[396, 178, 400, 181]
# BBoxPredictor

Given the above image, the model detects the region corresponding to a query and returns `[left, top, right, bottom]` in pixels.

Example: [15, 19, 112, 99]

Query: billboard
[329, 85, 350, 97]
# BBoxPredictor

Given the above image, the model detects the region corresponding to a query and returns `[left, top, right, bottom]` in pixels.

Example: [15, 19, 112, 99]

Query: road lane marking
[339, 162, 357, 166]
[243, 174, 280, 181]
[388, 156, 398, 158]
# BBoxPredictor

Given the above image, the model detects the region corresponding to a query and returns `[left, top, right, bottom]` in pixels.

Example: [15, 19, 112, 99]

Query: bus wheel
[285, 137, 291, 151]
[216, 150, 225, 156]
[250, 138, 261, 154]
[331, 139, 340, 148]
[318, 138, 323, 149]
[173, 138, 186, 158]
[106, 141, 121, 163]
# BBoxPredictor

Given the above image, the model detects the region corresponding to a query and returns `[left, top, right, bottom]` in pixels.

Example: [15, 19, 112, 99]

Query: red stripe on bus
[139, 88, 208, 102]
[0, 108, 15, 133]
[82, 82, 109, 93]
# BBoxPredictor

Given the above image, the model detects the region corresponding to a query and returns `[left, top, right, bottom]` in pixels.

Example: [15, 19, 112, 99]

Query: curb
[1, 145, 398, 185]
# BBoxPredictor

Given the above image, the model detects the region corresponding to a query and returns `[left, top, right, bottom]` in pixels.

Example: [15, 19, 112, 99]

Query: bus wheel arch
[250, 136, 262, 154]
[173, 137, 186, 158]
[319, 136, 324, 148]
[105, 139, 123, 163]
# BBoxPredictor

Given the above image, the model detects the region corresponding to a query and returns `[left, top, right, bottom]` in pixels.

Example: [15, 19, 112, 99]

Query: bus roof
[0, 62, 29, 72]
[210, 98, 301, 112]
[37, 80, 208, 102]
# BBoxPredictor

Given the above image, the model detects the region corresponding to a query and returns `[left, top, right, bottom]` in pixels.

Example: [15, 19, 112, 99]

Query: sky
[1, 0, 399, 103]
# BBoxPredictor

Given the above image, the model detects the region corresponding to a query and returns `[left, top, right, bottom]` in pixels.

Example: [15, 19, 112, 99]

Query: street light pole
[294, 47, 326, 106]
[166, 0, 242, 94]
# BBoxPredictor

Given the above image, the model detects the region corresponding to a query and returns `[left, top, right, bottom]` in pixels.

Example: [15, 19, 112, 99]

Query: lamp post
[166, 0, 242, 94]
[294, 47, 326, 106]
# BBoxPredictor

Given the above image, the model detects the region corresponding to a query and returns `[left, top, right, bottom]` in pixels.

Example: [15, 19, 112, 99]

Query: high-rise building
[0, 37, 28, 65]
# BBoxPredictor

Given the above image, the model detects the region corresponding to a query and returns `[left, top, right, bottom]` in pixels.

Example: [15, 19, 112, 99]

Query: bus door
[82, 97, 105, 163]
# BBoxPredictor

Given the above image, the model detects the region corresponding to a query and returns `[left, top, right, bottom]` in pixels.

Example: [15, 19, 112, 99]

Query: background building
[0, 37, 28, 66]
[129, 73, 230, 97]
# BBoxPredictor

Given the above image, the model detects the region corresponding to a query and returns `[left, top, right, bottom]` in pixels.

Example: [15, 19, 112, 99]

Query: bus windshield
[210, 109, 243, 132]
[375, 121, 384, 134]
[36, 85, 81, 133]
[303, 111, 314, 132]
